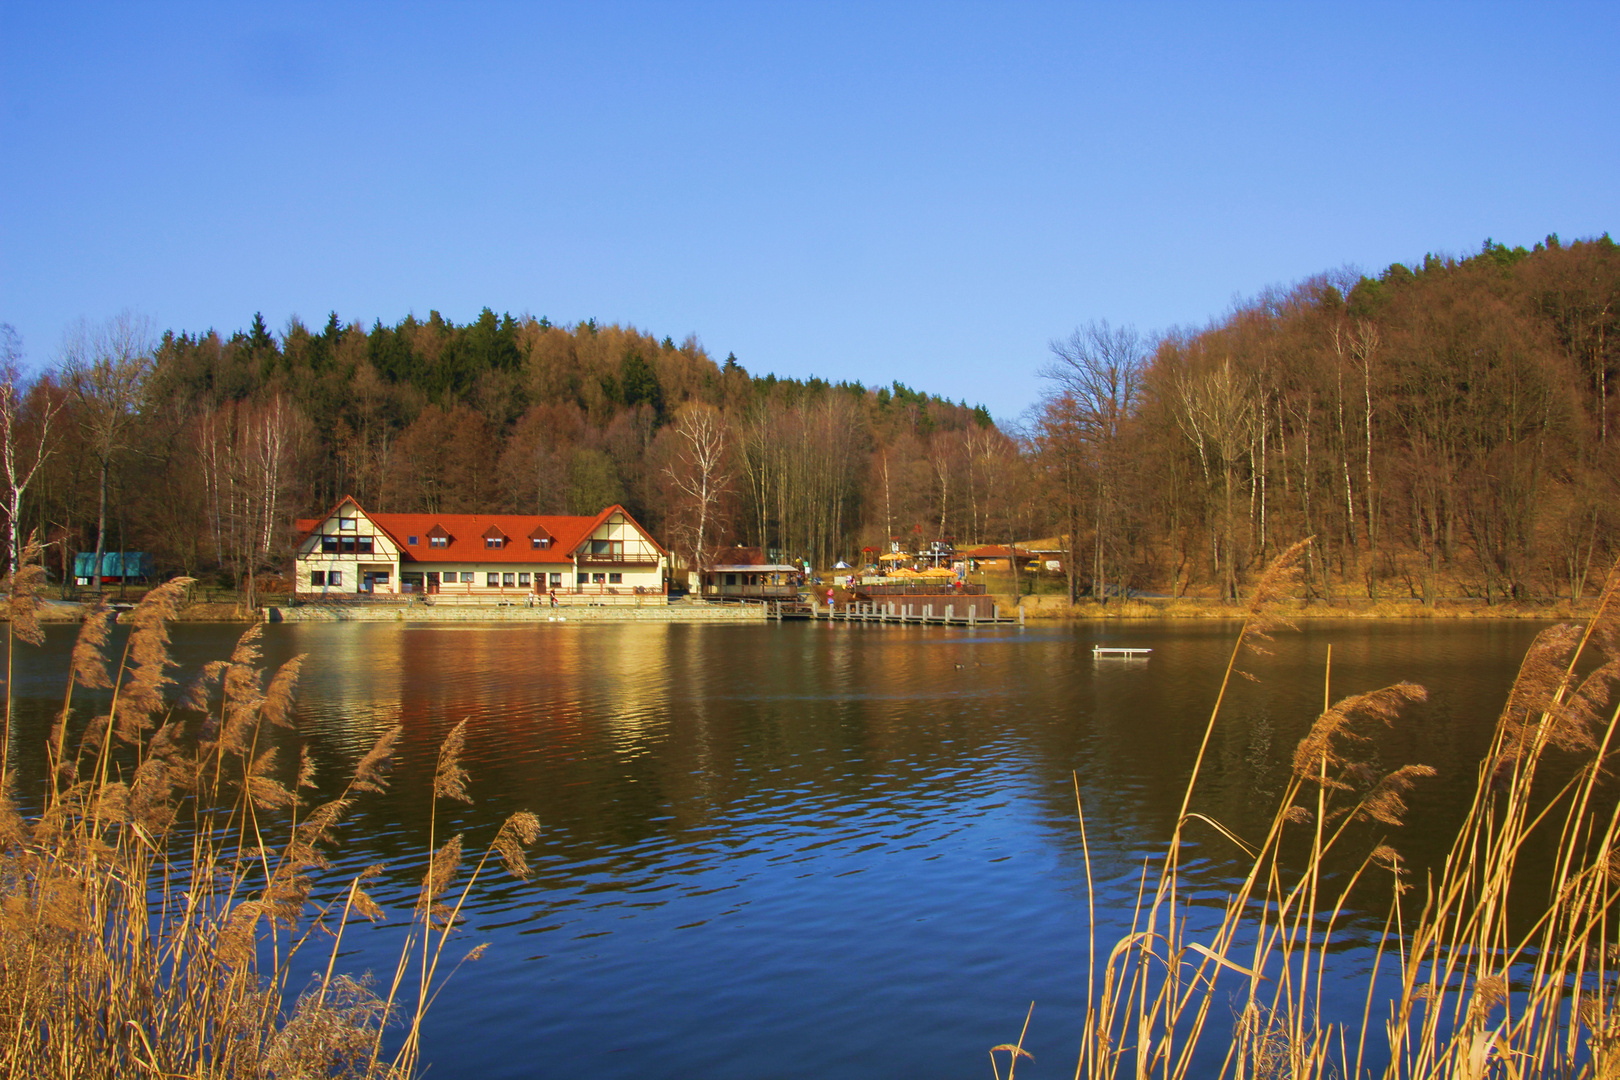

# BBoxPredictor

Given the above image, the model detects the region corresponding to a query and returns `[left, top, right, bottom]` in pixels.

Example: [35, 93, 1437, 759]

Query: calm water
[5, 618, 1567, 1077]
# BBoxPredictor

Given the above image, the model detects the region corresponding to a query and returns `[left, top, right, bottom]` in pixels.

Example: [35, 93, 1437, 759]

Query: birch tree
[0, 326, 62, 577]
[663, 402, 731, 577]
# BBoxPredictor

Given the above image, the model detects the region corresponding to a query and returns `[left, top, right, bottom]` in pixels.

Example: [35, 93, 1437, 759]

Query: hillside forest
[0, 232, 1616, 605]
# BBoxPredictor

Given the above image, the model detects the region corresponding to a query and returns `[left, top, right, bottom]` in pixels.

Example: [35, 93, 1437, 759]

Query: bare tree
[196, 395, 303, 610]
[663, 402, 731, 579]
[1043, 320, 1148, 602]
[0, 325, 63, 577]
[62, 314, 154, 595]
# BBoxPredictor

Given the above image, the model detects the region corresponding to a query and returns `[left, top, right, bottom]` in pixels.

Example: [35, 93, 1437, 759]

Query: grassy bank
[995, 592, 1604, 621]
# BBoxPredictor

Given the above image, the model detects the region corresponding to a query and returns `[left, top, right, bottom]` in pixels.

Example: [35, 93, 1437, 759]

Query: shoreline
[5, 595, 1594, 625]
[999, 593, 1595, 620]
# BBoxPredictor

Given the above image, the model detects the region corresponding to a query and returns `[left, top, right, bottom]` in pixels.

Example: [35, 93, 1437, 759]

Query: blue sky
[2, 2, 1616, 423]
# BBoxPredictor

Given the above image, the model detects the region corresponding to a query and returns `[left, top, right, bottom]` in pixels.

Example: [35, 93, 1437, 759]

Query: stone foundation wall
[266, 601, 767, 623]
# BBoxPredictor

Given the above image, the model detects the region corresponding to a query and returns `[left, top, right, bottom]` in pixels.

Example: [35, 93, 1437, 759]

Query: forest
[0, 230, 1614, 604]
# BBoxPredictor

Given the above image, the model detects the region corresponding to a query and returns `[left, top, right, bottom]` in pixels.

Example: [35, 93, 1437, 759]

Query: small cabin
[700, 564, 802, 600]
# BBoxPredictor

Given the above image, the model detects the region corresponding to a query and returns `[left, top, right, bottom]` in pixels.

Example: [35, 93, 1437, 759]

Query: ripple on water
[0, 618, 1566, 1079]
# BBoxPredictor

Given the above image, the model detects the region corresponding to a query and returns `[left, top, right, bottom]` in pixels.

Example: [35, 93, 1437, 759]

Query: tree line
[1034, 233, 1620, 604]
[0, 308, 1011, 597]
[1, 230, 1613, 603]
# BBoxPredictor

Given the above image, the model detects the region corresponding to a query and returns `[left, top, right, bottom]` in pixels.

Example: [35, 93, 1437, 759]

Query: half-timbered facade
[292, 497, 666, 600]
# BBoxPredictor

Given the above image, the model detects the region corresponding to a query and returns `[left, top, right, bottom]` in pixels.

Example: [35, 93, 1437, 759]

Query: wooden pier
[778, 598, 1019, 627]
[1092, 646, 1152, 658]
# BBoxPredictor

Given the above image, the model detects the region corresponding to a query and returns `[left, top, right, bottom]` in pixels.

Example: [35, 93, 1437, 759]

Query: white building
[292, 497, 666, 601]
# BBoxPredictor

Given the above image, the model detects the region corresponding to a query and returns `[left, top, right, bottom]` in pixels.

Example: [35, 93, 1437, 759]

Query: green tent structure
[73, 552, 155, 584]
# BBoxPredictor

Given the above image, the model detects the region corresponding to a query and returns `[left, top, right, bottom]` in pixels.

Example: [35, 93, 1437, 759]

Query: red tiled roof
[294, 498, 665, 565]
[715, 546, 770, 566]
[960, 545, 1020, 559]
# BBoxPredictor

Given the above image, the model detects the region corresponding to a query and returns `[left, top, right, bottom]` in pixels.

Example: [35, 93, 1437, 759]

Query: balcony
[574, 551, 661, 566]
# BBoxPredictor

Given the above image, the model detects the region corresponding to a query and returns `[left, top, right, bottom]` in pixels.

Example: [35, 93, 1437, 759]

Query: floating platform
[1092, 646, 1152, 657]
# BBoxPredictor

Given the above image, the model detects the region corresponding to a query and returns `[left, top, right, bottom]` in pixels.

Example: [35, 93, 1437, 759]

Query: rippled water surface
[7, 618, 1562, 1077]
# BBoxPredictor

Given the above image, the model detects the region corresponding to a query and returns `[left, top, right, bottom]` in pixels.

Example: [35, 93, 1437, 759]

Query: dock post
[993, 604, 999, 621]
[1018, 604, 1025, 626]
[969, 605, 976, 626]
[925, 604, 933, 622]
[946, 604, 955, 623]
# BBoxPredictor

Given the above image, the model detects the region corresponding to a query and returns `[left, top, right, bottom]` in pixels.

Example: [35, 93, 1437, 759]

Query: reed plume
[433, 718, 472, 804]
[1041, 546, 1620, 1080]
[0, 584, 536, 1079]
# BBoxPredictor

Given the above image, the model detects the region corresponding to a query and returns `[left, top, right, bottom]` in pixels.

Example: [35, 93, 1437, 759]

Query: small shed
[74, 552, 155, 584]
[700, 564, 802, 600]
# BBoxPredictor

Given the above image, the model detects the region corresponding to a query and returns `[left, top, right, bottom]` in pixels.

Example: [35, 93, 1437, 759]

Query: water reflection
[3, 618, 1565, 1079]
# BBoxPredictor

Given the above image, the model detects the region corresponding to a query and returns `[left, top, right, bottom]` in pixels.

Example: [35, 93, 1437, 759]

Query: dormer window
[429, 535, 448, 548]
[481, 525, 509, 550]
[531, 537, 552, 550]
[485, 537, 504, 549]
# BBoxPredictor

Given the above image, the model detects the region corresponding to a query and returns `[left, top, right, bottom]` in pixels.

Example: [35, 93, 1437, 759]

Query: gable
[295, 496, 404, 558]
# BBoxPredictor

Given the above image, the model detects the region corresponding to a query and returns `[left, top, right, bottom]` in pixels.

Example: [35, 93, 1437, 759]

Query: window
[592, 572, 606, 585]
[517, 573, 530, 586]
[608, 573, 622, 584]
[321, 536, 338, 554]
[486, 573, 500, 587]
[549, 573, 562, 587]
[426, 572, 439, 586]
[408, 535, 419, 546]
[530, 536, 551, 549]
[430, 535, 448, 548]
[531, 537, 541, 549]
[485, 537, 503, 549]
[589, 539, 623, 556]
[328, 570, 343, 587]
[339, 517, 357, 531]
[310, 571, 326, 586]
[576, 573, 588, 586]
[461, 572, 474, 583]
[340, 536, 357, 554]
[357, 536, 374, 554]
[502, 572, 515, 587]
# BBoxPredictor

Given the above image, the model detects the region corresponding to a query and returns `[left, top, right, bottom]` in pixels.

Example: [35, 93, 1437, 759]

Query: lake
[3, 617, 1563, 1078]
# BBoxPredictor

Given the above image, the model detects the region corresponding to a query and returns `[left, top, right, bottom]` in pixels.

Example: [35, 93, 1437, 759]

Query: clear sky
[2, 2, 1616, 423]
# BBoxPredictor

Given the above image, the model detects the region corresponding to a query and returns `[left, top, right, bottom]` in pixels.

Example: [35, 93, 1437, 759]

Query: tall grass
[0, 543, 536, 1078]
[1030, 540, 1620, 1080]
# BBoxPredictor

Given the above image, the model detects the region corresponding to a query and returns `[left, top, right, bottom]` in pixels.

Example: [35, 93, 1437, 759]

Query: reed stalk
[1027, 543, 1620, 1080]
[0, 559, 537, 1078]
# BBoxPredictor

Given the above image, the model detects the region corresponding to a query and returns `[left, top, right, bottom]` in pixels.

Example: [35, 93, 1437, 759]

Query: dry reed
[0, 553, 539, 1078]
[1017, 544, 1620, 1079]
